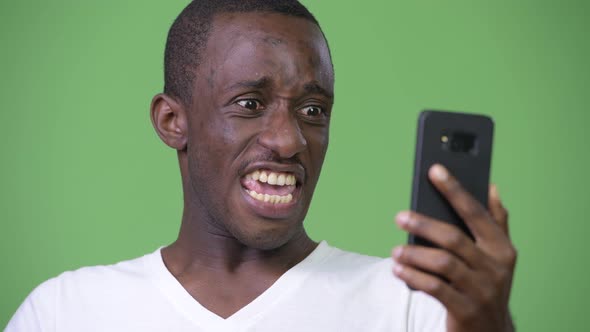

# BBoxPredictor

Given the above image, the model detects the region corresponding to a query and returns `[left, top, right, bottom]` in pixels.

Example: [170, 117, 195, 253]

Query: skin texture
[150, 10, 516, 330]
[150, 12, 334, 318]
[393, 164, 516, 332]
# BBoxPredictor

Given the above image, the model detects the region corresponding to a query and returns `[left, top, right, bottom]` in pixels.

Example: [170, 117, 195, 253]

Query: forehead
[198, 12, 334, 92]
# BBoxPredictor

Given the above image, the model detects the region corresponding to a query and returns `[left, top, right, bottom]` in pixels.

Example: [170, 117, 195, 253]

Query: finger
[393, 263, 471, 317]
[488, 184, 509, 236]
[392, 245, 478, 291]
[396, 211, 487, 269]
[484, 187, 518, 267]
[428, 164, 502, 241]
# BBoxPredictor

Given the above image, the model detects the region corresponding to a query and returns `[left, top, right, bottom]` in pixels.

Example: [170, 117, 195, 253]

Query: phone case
[408, 110, 494, 247]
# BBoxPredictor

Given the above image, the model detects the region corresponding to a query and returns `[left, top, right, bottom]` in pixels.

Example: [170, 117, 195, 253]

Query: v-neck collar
[146, 241, 333, 331]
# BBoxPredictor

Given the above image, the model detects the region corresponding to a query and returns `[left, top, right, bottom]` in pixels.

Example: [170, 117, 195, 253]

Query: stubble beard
[187, 154, 308, 251]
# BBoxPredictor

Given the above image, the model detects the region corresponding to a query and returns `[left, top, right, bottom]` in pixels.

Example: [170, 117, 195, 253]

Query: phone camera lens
[448, 132, 477, 154]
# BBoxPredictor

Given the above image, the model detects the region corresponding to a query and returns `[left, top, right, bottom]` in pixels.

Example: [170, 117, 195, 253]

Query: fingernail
[393, 264, 403, 275]
[491, 184, 499, 198]
[430, 164, 448, 181]
[392, 247, 403, 259]
[396, 211, 410, 226]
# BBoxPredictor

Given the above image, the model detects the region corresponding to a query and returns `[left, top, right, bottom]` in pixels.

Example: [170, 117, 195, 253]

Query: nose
[257, 108, 307, 159]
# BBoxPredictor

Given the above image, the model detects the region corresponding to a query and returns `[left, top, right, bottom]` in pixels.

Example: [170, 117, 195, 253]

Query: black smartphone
[408, 110, 494, 247]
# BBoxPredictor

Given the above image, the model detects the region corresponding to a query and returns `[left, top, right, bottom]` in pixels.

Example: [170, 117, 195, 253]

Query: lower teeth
[247, 190, 293, 204]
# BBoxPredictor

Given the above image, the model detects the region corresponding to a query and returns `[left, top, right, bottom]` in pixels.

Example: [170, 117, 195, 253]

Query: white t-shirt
[5, 241, 445, 332]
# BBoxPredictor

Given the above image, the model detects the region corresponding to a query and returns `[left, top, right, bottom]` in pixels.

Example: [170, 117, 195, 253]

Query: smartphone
[408, 110, 494, 247]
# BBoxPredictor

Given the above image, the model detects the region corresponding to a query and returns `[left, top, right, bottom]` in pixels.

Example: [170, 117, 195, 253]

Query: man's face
[184, 12, 334, 249]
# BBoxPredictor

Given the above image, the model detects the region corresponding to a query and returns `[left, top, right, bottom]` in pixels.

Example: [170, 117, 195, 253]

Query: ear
[150, 93, 188, 150]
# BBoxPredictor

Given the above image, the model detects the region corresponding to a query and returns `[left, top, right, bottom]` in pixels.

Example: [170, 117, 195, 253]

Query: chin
[231, 221, 304, 251]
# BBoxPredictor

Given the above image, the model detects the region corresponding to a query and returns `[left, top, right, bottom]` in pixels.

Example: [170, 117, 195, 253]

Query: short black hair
[164, 0, 321, 107]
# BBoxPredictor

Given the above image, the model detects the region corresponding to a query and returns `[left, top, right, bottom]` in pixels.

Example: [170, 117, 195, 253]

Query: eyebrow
[303, 81, 334, 99]
[227, 77, 271, 91]
[226, 77, 333, 99]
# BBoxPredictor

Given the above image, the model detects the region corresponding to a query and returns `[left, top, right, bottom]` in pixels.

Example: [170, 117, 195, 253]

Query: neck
[162, 200, 317, 279]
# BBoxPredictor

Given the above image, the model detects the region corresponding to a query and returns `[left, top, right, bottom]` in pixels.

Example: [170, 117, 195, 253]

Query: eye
[299, 105, 324, 117]
[236, 99, 262, 110]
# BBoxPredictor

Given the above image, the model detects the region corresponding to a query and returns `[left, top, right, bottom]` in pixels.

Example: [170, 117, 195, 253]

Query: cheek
[304, 127, 330, 164]
[192, 115, 258, 166]
[217, 119, 259, 154]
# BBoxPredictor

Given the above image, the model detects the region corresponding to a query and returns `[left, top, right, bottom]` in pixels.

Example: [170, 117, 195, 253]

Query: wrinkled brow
[226, 77, 333, 99]
[303, 82, 333, 99]
[227, 77, 271, 91]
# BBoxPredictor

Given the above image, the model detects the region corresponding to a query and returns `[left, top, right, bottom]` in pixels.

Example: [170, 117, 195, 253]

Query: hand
[392, 164, 517, 332]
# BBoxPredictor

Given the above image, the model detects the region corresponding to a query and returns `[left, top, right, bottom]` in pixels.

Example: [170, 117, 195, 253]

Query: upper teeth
[246, 170, 296, 186]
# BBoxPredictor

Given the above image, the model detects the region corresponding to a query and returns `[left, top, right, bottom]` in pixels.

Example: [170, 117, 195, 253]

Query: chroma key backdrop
[1, 1, 589, 330]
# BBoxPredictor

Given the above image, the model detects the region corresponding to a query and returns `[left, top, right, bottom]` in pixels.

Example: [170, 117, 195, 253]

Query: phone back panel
[409, 110, 494, 247]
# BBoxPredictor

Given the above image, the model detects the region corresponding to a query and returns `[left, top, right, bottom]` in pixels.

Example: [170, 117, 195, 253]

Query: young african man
[6, 1, 516, 331]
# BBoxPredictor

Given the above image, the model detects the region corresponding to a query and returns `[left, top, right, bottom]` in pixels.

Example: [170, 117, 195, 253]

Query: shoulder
[51, 248, 163, 307]
[317, 242, 398, 280]
[5, 248, 162, 331]
[56, 249, 157, 287]
[310, 242, 409, 300]
[313, 242, 446, 331]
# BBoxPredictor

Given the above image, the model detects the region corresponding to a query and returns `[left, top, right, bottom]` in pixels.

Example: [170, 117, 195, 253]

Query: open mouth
[241, 169, 299, 205]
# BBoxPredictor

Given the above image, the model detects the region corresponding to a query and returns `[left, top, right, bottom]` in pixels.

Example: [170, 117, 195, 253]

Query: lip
[240, 185, 302, 219]
[240, 161, 305, 186]
[239, 161, 305, 219]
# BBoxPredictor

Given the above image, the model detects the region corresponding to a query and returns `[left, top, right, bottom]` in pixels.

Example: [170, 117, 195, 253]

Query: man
[6, 1, 516, 331]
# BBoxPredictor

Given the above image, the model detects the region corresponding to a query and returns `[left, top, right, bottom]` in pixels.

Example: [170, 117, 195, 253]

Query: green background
[1, 0, 589, 330]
